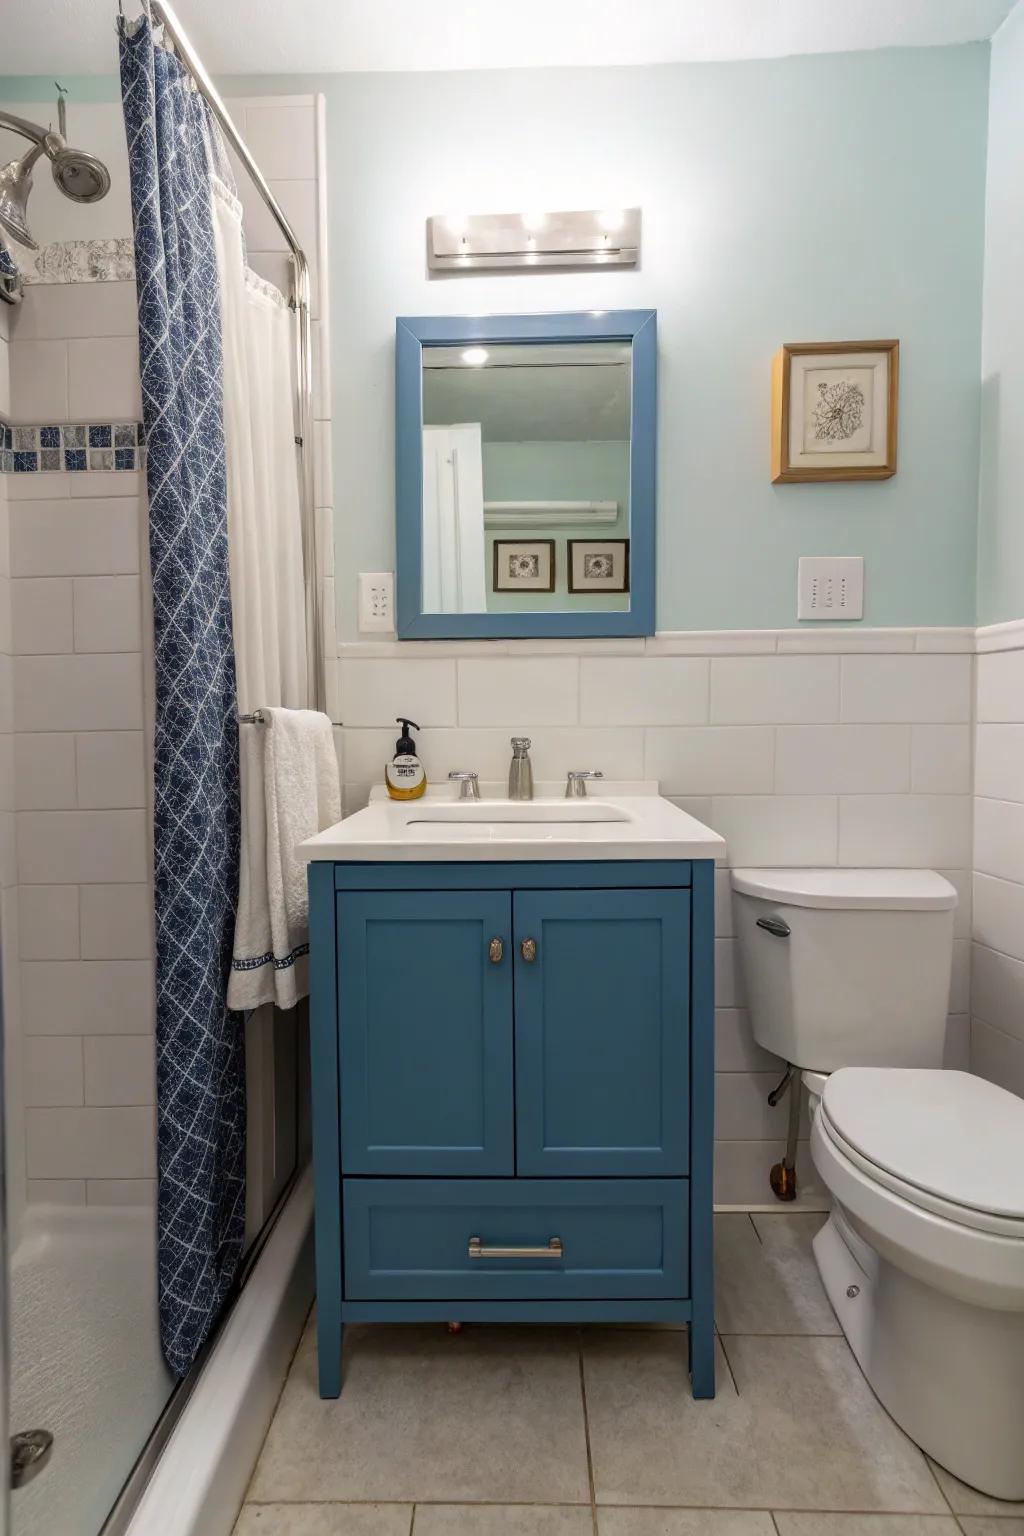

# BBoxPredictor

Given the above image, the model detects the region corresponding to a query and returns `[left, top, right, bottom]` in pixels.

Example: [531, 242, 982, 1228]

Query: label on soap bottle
[385, 754, 426, 799]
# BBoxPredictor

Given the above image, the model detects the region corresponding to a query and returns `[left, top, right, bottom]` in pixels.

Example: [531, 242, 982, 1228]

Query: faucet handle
[565, 770, 604, 799]
[449, 769, 481, 800]
[510, 736, 531, 753]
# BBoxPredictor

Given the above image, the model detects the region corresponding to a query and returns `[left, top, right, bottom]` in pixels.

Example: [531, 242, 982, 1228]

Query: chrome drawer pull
[468, 1236, 563, 1260]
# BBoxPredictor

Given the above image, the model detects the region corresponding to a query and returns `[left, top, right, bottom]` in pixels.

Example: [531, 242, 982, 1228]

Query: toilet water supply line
[767, 1064, 801, 1202]
[146, 0, 324, 714]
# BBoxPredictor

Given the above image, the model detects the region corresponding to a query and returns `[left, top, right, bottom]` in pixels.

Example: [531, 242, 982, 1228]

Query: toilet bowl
[732, 867, 1024, 1501]
[812, 1068, 1024, 1500]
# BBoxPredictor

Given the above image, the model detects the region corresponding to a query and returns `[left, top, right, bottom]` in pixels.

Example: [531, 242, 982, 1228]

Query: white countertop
[299, 782, 726, 864]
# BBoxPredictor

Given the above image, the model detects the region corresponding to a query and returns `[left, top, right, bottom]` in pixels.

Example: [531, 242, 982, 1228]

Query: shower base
[9, 1202, 174, 1536]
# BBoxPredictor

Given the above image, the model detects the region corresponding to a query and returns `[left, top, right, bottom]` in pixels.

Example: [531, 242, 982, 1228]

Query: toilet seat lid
[821, 1068, 1024, 1221]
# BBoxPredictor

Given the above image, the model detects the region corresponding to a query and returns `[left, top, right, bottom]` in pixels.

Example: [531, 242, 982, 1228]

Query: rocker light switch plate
[797, 556, 864, 621]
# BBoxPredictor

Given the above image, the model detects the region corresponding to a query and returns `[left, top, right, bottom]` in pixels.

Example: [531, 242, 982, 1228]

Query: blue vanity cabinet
[514, 888, 690, 1176]
[336, 890, 514, 1175]
[308, 859, 716, 1403]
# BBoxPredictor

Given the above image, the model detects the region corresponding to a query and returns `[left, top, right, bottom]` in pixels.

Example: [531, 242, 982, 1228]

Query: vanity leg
[318, 1316, 343, 1399]
[688, 1308, 715, 1399]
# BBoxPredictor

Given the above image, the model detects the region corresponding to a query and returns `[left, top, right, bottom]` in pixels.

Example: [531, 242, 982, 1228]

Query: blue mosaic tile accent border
[0, 421, 145, 475]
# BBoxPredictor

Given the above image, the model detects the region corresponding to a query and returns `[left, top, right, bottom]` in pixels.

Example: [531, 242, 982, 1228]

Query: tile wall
[335, 631, 976, 1206]
[0, 92, 333, 1215]
[6, 272, 154, 1207]
[971, 625, 1024, 1096]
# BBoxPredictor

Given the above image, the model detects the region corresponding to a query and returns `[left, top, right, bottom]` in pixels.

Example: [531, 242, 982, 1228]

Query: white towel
[228, 708, 341, 1012]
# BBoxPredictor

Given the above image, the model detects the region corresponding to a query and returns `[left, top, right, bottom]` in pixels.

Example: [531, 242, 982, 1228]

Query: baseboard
[123, 1167, 314, 1536]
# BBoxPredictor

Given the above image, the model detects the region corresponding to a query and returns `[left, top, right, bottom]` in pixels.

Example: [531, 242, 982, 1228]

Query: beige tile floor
[234, 1213, 1024, 1535]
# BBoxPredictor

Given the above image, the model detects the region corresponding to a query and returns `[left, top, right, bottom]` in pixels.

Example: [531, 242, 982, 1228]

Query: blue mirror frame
[395, 309, 656, 639]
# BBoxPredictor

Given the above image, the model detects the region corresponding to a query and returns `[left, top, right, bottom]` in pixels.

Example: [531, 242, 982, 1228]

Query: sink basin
[406, 800, 630, 826]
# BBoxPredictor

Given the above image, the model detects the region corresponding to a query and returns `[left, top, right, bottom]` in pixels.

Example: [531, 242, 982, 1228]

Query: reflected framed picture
[492, 539, 556, 593]
[568, 538, 630, 594]
[771, 340, 898, 482]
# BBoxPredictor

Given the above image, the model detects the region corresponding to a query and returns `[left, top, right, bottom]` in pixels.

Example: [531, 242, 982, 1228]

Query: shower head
[51, 147, 111, 204]
[0, 93, 110, 250]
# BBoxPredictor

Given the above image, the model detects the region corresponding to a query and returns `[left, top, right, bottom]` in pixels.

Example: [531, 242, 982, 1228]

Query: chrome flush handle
[756, 915, 791, 938]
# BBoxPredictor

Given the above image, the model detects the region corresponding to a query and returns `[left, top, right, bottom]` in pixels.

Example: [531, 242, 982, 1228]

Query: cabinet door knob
[520, 937, 538, 963]
[488, 936, 504, 964]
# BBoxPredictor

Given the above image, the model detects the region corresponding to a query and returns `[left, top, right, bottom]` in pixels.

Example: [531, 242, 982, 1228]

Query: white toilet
[733, 867, 1024, 1502]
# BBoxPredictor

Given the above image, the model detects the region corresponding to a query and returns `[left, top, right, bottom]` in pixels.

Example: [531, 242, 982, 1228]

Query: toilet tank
[731, 869, 957, 1072]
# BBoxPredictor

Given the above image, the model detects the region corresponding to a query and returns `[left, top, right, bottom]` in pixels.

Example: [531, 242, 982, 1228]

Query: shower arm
[0, 111, 66, 170]
[144, 0, 323, 717]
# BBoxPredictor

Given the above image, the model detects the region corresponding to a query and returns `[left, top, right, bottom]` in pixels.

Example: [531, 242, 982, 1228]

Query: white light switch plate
[797, 556, 864, 621]
[358, 572, 394, 632]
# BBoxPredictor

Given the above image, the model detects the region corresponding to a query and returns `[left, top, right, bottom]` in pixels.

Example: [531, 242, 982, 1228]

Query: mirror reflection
[421, 339, 632, 614]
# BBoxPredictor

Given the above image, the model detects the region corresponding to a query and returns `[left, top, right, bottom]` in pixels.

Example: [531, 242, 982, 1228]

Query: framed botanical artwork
[771, 340, 899, 483]
[492, 539, 556, 593]
[567, 538, 630, 594]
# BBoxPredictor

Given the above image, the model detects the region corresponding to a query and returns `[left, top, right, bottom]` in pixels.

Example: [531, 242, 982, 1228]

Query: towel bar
[238, 710, 343, 725]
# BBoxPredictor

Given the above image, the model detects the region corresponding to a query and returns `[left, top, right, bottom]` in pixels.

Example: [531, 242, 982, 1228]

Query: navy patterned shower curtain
[120, 14, 245, 1377]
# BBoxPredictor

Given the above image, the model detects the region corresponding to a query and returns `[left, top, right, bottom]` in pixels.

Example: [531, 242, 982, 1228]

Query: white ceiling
[2, 0, 1018, 77]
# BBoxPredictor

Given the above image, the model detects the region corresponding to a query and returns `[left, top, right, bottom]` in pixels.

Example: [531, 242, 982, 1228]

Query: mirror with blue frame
[395, 310, 656, 639]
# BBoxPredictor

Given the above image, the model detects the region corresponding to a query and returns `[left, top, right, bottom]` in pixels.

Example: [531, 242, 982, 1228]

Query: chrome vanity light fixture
[427, 207, 641, 271]
[0, 85, 111, 252]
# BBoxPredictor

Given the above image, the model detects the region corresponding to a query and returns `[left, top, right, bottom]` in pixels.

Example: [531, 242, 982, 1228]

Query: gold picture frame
[771, 339, 899, 483]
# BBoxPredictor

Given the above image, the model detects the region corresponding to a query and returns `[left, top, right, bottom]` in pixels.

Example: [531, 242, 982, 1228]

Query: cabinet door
[514, 888, 690, 1176]
[337, 890, 514, 1174]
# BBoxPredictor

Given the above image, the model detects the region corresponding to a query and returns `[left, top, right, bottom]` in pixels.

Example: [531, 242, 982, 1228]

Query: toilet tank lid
[731, 868, 957, 911]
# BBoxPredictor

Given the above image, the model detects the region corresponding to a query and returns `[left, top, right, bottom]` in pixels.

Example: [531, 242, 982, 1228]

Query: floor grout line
[748, 1211, 764, 1245]
[716, 1330, 740, 1394]
[922, 1450, 970, 1534]
[577, 1332, 600, 1536]
[239, 1496, 1005, 1515]
[408, 1504, 417, 1536]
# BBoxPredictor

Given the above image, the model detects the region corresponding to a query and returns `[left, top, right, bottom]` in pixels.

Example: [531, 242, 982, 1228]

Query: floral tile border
[1, 421, 146, 474]
[16, 238, 136, 285]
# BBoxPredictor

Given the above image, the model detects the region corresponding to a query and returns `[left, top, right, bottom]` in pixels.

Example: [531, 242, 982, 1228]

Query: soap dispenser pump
[385, 717, 427, 801]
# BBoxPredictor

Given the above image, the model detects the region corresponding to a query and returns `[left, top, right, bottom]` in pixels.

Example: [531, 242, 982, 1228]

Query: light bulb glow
[521, 211, 547, 233]
[444, 212, 469, 237]
[597, 208, 625, 233]
[461, 347, 489, 366]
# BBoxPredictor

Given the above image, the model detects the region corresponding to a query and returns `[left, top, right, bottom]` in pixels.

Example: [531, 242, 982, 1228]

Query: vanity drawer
[343, 1178, 688, 1300]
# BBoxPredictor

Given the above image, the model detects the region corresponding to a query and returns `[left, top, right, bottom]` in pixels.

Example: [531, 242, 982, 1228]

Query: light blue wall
[312, 48, 988, 637]
[5, 49, 990, 634]
[977, 2, 1024, 625]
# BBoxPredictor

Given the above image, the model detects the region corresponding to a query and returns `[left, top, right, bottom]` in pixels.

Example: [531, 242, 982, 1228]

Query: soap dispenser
[385, 718, 427, 801]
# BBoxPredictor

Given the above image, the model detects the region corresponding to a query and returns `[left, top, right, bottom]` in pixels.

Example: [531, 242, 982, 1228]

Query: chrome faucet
[565, 770, 604, 799]
[448, 769, 481, 800]
[508, 737, 533, 801]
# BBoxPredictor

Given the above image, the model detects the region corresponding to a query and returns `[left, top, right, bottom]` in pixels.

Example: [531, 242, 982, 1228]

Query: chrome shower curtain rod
[144, 0, 325, 715]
